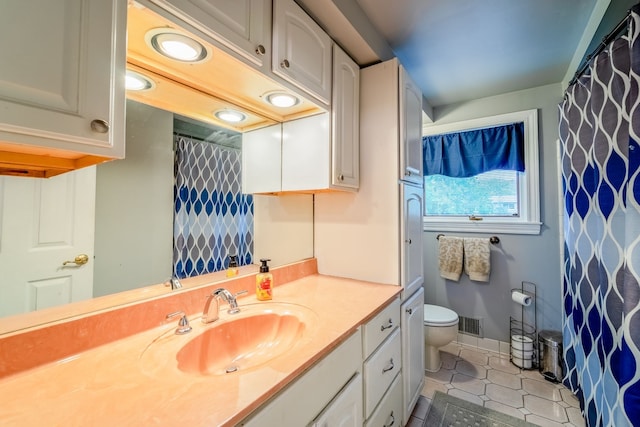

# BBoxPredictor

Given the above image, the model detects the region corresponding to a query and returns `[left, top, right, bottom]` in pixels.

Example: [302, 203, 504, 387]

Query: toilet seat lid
[424, 304, 459, 326]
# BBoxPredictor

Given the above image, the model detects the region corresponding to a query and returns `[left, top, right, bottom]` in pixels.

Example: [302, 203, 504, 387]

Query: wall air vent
[458, 316, 483, 337]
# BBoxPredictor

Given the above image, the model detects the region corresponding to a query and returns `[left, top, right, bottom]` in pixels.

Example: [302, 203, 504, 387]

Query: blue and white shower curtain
[559, 6, 640, 426]
[173, 136, 253, 278]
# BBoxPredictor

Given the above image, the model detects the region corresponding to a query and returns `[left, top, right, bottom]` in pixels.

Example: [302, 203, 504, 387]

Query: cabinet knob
[406, 307, 413, 315]
[280, 59, 290, 69]
[338, 174, 344, 181]
[255, 44, 266, 55]
[405, 170, 412, 176]
[90, 119, 109, 133]
[405, 238, 412, 244]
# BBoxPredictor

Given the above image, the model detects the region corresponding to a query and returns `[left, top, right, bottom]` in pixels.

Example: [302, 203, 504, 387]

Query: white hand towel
[463, 237, 491, 282]
[438, 236, 464, 281]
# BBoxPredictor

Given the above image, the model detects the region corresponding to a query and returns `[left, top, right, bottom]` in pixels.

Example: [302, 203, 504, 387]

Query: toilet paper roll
[511, 335, 533, 351]
[512, 290, 532, 306]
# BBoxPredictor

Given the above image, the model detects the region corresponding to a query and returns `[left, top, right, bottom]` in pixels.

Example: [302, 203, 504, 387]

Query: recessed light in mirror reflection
[125, 70, 155, 91]
[214, 109, 247, 123]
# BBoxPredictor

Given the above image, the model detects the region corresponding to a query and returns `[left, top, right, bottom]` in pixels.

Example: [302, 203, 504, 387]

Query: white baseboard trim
[456, 333, 511, 356]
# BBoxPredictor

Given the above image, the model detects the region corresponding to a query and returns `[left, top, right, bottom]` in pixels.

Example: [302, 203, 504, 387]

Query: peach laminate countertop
[0, 274, 400, 427]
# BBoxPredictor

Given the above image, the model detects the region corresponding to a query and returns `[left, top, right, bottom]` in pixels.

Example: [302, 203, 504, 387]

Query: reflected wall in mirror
[0, 1, 319, 330]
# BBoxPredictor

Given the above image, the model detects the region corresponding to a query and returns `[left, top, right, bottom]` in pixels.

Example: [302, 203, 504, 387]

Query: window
[422, 109, 541, 235]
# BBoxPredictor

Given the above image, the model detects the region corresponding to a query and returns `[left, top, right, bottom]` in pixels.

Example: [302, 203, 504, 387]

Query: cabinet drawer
[363, 297, 400, 358]
[365, 373, 403, 427]
[363, 328, 401, 418]
[240, 328, 362, 426]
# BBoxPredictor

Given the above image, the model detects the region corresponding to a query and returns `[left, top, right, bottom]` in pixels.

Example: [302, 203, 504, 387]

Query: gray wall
[93, 100, 174, 296]
[423, 83, 564, 342]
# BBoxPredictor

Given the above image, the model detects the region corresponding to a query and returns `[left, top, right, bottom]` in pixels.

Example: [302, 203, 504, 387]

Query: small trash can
[538, 330, 563, 383]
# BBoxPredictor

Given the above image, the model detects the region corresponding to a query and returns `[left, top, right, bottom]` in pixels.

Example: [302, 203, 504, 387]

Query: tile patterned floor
[406, 342, 586, 427]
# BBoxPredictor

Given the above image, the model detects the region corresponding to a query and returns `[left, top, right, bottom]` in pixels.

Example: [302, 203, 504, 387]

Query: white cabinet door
[401, 288, 425, 423]
[401, 183, 424, 297]
[242, 123, 282, 193]
[331, 44, 359, 190]
[272, 0, 332, 105]
[399, 66, 423, 184]
[281, 113, 330, 192]
[0, 0, 126, 159]
[312, 373, 363, 427]
[240, 329, 362, 426]
[154, 0, 271, 69]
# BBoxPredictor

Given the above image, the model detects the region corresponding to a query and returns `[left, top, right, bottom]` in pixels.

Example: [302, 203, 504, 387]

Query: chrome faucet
[202, 288, 247, 323]
[166, 310, 192, 335]
[165, 276, 182, 290]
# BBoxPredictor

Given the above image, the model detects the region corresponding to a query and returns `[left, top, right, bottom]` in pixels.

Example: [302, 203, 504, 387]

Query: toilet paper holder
[510, 281, 537, 370]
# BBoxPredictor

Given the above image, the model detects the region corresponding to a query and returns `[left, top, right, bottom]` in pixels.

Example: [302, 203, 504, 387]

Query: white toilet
[424, 304, 459, 372]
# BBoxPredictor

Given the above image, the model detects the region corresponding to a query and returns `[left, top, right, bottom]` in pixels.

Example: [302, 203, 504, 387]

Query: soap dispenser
[256, 258, 273, 301]
[226, 255, 239, 277]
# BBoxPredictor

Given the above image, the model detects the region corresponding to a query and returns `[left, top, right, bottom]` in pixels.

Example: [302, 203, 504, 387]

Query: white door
[401, 287, 424, 422]
[0, 167, 96, 317]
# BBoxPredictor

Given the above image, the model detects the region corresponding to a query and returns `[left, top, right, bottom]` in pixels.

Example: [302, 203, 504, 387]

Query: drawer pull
[384, 411, 395, 427]
[380, 319, 393, 331]
[382, 358, 395, 373]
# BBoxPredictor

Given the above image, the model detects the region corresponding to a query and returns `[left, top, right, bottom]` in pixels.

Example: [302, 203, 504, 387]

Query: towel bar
[436, 234, 500, 244]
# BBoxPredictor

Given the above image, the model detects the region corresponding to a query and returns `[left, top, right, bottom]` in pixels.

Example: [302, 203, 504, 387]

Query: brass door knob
[62, 254, 89, 266]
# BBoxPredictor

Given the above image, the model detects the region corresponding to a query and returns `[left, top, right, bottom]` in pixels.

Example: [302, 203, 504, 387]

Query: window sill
[423, 218, 541, 235]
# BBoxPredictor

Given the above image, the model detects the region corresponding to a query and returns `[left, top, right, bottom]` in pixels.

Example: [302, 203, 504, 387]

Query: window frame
[422, 109, 541, 235]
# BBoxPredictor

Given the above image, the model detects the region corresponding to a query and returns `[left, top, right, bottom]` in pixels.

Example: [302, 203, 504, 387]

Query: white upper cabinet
[242, 123, 282, 194]
[151, 0, 271, 70]
[0, 0, 126, 177]
[281, 113, 331, 192]
[272, 0, 332, 105]
[399, 66, 423, 184]
[331, 44, 360, 190]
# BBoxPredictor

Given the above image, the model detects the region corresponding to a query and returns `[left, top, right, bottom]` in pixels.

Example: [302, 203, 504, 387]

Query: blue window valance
[423, 122, 525, 178]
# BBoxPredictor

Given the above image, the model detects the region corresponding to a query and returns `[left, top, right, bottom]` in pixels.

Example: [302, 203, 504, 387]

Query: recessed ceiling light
[125, 70, 155, 91]
[264, 91, 299, 108]
[146, 29, 209, 63]
[214, 109, 247, 123]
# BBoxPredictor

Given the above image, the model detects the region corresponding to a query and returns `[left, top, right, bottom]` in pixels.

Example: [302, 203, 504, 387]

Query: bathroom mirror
[0, 1, 319, 333]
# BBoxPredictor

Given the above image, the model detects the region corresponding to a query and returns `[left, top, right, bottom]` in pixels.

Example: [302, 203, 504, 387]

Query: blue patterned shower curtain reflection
[173, 135, 253, 278]
[559, 6, 640, 426]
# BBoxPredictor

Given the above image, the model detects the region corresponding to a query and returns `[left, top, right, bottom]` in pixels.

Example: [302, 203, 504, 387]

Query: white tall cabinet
[315, 58, 425, 425]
